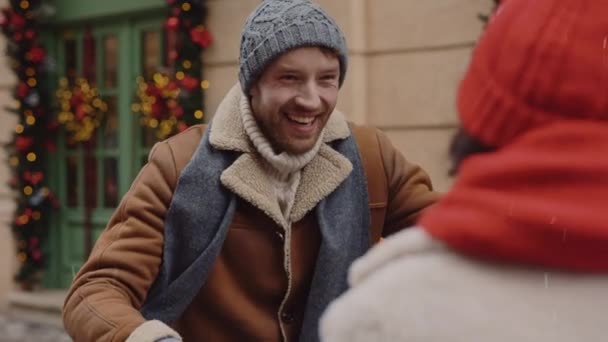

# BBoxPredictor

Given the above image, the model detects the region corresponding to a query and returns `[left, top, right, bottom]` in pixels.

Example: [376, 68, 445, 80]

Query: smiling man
[62, 1, 439, 341]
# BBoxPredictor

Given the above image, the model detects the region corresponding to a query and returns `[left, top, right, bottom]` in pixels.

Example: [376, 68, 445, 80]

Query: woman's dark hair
[450, 1, 502, 175]
[449, 127, 495, 176]
[478, 0, 502, 25]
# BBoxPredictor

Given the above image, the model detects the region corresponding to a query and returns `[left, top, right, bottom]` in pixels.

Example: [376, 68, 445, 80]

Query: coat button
[281, 311, 295, 324]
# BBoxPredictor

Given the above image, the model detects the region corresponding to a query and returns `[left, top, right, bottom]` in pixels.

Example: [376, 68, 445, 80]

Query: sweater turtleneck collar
[239, 95, 324, 180]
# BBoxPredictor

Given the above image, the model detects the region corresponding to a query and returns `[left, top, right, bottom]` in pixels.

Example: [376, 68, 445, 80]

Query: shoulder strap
[351, 124, 388, 243]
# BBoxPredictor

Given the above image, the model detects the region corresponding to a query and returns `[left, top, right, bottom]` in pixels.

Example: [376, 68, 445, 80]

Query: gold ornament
[56, 78, 107, 144]
[133, 72, 188, 140]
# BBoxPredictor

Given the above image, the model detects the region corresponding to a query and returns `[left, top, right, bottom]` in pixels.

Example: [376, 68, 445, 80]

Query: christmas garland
[1, 0, 57, 289]
[133, 0, 212, 139]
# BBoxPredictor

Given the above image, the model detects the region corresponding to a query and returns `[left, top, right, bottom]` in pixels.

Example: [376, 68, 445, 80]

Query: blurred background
[0, 0, 492, 339]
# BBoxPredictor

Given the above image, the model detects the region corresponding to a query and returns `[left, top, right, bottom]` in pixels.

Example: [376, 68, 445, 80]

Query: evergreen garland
[0, 0, 57, 289]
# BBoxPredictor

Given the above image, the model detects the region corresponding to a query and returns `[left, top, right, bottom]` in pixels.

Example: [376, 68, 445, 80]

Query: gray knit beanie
[239, 0, 348, 95]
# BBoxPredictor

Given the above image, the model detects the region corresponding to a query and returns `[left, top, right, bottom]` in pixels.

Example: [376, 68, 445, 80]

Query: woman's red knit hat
[459, 0, 608, 147]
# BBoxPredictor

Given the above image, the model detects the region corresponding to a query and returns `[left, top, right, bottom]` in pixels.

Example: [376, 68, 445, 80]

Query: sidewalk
[0, 314, 70, 342]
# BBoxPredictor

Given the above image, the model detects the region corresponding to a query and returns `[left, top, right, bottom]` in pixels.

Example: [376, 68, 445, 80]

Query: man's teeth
[287, 115, 315, 124]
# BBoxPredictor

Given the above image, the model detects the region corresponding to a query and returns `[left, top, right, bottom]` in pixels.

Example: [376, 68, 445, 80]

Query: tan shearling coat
[62, 85, 439, 342]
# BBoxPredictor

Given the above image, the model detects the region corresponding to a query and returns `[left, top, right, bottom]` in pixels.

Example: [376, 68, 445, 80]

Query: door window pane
[103, 158, 118, 208]
[66, 155, 79, 207]
[142, 31, 161, 78]
[103, 35, 118, 88]
[83, 27, 97, 83]
[103, 96, 118, 148]
[142, 127, 157, 148]
[83, 145, 98, 209]
[64, 36, 77, 84]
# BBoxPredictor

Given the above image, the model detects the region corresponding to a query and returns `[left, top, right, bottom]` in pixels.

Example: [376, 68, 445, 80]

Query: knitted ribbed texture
[458, 0, 608, 147]
[239, 0, 348, 94]
[240, 95, 322, 219]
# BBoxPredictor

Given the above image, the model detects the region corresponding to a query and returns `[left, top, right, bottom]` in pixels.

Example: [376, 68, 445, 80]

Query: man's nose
[294, 82, 322, 110]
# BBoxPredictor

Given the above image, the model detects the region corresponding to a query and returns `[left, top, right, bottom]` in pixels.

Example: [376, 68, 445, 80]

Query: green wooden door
[44, 4, 165, 288]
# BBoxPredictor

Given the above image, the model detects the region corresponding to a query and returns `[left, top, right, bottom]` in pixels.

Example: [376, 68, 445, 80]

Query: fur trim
[209, 83, 350, 153]
[126, 320, 181, 342]
[323, 110, 351, 142]
[290, 144, 353, 222]
[208, 84, 252, 152]
[220, 144, 353, 228]
[220, 153, 289, 229]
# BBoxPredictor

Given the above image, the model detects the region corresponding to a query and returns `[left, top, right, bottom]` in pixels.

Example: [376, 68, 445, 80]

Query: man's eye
[321, 75, 338, 81]
[280, 75, 297, 81]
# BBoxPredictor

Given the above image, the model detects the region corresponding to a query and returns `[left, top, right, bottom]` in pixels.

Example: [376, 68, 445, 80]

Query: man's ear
[249, 83, 258, 98]
[249, 83, 259, 102]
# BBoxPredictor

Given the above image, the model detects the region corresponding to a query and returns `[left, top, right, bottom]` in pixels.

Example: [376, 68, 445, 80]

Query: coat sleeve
[62, 141, 180, 342]
[376, 129, 441, 236]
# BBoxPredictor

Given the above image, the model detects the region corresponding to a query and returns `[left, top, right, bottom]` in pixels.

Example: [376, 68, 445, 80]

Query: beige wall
[0, 0, 18, 310]
[204, 0, 491, 192]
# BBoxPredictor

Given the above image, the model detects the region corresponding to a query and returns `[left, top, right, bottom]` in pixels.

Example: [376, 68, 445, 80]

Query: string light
[27, 78, 37, 87]
[182, 2, 191, 11]
[201, 80, 210, 89]
[176, 71, 185, 80]
[26, 115, 36, 125]
[26, 68, 35, 77]
[16, 124, 24, 134]
[183, 60, 192, 69]
[16, 215, 29, 226]
[18, 253, 27, 263]
[19, 1, 29, 10]
[23, 186, 33, 195]
[9, 156, 19, 167]
[26, 152, 36, 162]
[194, 110, 204, 120]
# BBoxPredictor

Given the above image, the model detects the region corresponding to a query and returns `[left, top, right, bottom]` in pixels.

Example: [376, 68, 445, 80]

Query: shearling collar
[209, 83, 353, 228]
